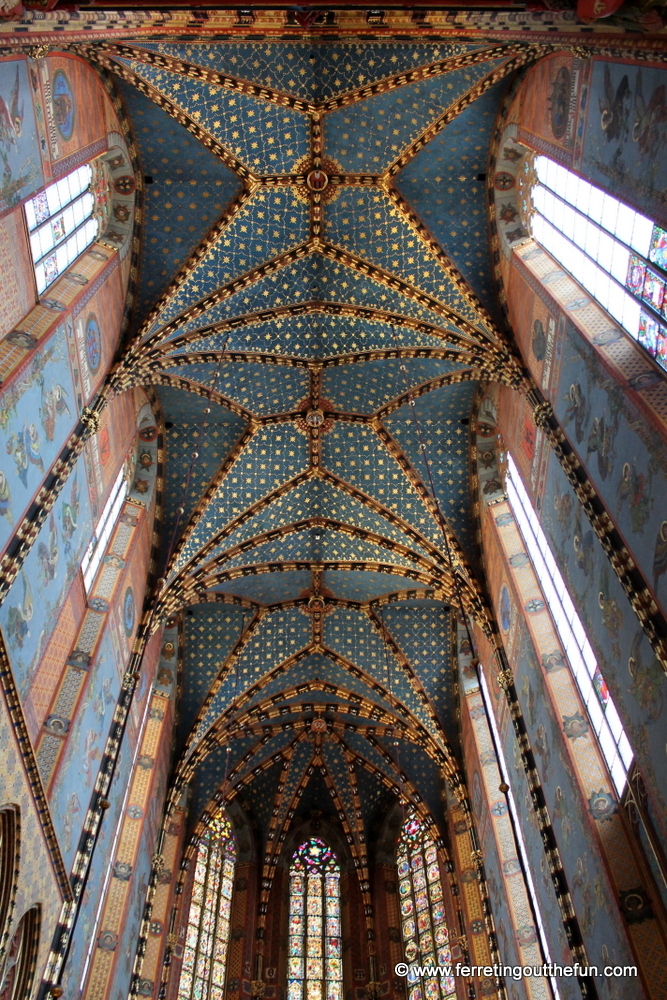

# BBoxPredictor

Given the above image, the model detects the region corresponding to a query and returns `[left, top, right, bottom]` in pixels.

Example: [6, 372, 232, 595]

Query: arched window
[397, 815, 455, 1000]
[0, 906, 40, 1000]
[178, 814, 236, 1000]
[0, 808, 18, 958]
[526, 154, 667, 373]
[24, 165, 100, 295]
[288, 838, 342, 1000]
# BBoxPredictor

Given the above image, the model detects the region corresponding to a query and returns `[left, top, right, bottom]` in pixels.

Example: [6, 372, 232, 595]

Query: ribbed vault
[90, 38, 540, 893]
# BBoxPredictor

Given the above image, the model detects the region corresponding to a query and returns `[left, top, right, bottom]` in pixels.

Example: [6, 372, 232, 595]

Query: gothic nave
[0, 10, 666, 1000]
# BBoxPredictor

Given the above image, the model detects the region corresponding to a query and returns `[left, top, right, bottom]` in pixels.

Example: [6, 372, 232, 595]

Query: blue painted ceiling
[114, 39, 513, 852]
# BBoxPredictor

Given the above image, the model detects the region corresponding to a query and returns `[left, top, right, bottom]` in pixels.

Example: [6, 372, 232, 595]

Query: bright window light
[531, 155, 667, 374]
[25, 165, 99, 295]
[81, 466, 128, 592]
[478, 670, 560, 1000]
[506, 454, 632, 796]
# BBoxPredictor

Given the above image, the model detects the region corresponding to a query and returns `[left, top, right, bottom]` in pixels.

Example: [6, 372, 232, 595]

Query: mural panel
[553, 318, 667, 619]
[58, 722, 137, 1000]
[0, 318, 78, 555]
[502, 623, 635, 999]
[0, 57, 46, 212]
[578, 60, 667, 228]
[48, 629, 123, 872]
[0, 207, 35, 338]
[0, 450, 92, 699]
[38, 54, 108, 171]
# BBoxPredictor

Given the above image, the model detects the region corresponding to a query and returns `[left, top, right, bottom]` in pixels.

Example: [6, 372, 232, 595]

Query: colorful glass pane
[307, 937, 322, 957]
[176, 812, 236, 1000]
[593, 666, 610, 706]
[289, 839, 341, 1000]
[656, 329, 667, 371]
[288, 982, 302, 1000]
[650, 225, 667, 269]
[397, 814, 452, 1000]
[434, 926, 448, 946]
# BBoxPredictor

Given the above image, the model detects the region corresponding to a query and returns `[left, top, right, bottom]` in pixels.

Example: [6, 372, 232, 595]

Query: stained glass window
[178, 814, 236, 1000]
[24, 165, 99, 294]
[288, 838, 342, 1000]
[397, 815, 455, 1000]
[528, 155, 667, 374]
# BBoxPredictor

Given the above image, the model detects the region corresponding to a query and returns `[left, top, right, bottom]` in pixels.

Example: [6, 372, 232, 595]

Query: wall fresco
[58, 718, 137, 1000]
[554, 318, 667, 617]
[578, 60, 667, 228]
[0, 318, 78, 555]
[48, 628, 123, 871]
[0, 450, 92, 699]
[38, 54, 108, 172]
[516, 53, 583, 163]
[0, 207, 35, 338]
[0, 57, 45, 213]
[500, 621, 638, 1000]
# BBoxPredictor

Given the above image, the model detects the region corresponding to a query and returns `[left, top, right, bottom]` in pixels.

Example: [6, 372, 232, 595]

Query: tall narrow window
[528, 155, 667, 373]
[25, 165, 99, 294]
[178, 814, 235, 1000]
[288, 838, 342, 1000]
[397, 814, 455, 1000]
[506, 453, 633, 794]
[81, 465, 128, 592]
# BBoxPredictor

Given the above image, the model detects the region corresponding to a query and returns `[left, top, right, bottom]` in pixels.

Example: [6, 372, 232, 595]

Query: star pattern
[104, 38, 522, 859]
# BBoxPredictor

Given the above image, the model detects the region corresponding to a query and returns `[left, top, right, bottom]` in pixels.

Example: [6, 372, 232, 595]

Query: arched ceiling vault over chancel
[94, 38, 537, 861]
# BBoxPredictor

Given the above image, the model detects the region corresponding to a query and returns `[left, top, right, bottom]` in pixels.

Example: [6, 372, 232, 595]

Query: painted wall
[498, 52, 667, 855]
[474, 388, 666, 1000]
[0, 676, 66, 994]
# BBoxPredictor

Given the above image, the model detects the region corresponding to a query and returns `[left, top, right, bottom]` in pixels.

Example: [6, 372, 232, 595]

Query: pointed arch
[396, 813, 456, 1000]
[287, 837, 343, 1000]
[177, 813, 236, 1000]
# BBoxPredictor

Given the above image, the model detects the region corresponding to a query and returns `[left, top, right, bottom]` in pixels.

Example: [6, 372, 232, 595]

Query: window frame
[287, 837, 342, 1000]
[81, 465, 128, 593]
[177, 815, 236, 1000]
[528, 154, 667, 375]
[24, 165, 99, 296]
[505, 453, 633, 795]
[396, 814, 455, 1000]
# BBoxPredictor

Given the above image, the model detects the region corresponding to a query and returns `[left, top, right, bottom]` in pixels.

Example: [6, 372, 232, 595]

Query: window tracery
[177, 814, 236, 1000]
[396, 815, 455, 1000]
[288, 837, 342, 1000]
[525, 154, 667, 373]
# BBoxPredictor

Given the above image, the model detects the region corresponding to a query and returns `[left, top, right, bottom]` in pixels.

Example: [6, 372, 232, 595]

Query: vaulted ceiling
[96, 38, 530, 875]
